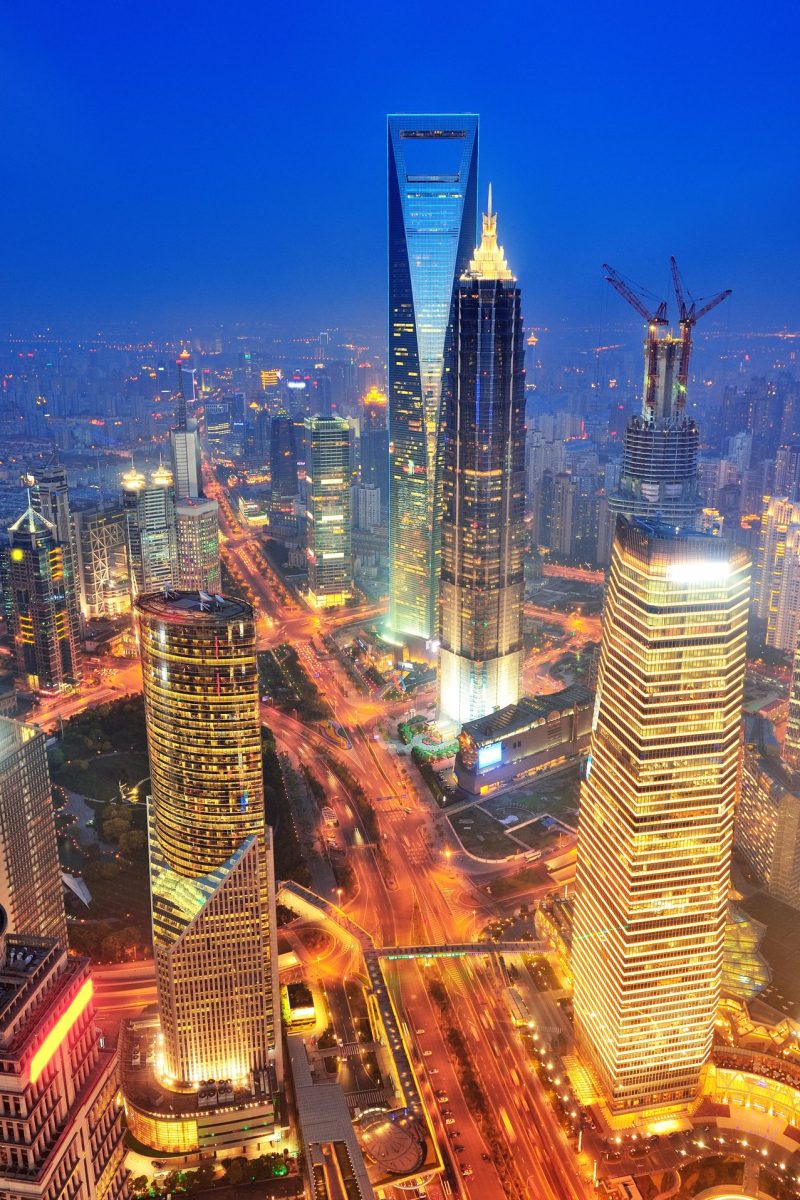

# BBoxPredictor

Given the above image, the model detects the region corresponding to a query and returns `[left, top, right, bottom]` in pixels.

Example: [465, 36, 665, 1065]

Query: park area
[447, 762, 581, 860]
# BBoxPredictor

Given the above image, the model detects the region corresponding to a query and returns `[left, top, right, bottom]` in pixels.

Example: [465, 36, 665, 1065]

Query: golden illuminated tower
[438, 191, 526, 725]
[136, 591, 281, 1089]
[572, 518, 749, 1117]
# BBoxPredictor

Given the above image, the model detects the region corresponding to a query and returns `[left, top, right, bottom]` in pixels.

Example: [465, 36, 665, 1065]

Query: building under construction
[605, 259, 730, 539]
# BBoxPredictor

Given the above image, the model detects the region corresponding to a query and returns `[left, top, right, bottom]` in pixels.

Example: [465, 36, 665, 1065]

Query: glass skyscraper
[438, 196, 526, 725]
[388, 113, 479, 642]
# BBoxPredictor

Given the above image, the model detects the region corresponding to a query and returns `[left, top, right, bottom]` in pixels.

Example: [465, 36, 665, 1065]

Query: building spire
[466, 185, 513, 281]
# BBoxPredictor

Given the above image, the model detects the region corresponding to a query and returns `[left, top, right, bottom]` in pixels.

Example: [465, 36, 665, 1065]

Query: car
[422, 1049, 433, 1057]
[454, 1144, 465, 1153]
[445, 1118, 456, 1126]
[416, 1028, 426, 1035]
[603, 1150, 622, 1162]
[481, 1153, 491, 1162]
[429, 1067, 439, 1074]
[441, 1109, 452, 1116]
[461, 1167, 473, 1178]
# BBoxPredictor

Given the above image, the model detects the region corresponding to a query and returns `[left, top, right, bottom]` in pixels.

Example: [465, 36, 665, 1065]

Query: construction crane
[603, 264, 668, 416]
[670, 256, 731, 409]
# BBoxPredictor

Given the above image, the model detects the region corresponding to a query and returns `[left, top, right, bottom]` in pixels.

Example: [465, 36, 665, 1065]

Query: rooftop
[135, 589, 252, 624]
[461, 684, 594, 745]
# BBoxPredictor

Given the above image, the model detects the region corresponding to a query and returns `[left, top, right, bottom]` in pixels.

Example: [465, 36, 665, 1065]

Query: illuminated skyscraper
[572, 519, 749, 1116]
[360, 387, 389, 515]
[73, 504, 130, 619]
[388, 113, 479, 642]
[0, 718, 67, 944]
[2, 502, 82, 691]
[0, 934, 128, 1200]
[175, 497, 221, 593]
[122, 464, 178, 597]
[438, 194, 525, 725]
[754, 495, 800, 653]
[302, 416, 353, 608]
[135, 591, 281, 1095]
[30, 456, 83, 670]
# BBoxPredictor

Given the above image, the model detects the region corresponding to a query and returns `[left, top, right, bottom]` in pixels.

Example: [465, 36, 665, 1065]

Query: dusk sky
[3, 0, 798, 333]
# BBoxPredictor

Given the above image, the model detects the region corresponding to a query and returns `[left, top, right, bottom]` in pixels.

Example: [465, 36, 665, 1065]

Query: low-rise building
[455, 684, 593, 796]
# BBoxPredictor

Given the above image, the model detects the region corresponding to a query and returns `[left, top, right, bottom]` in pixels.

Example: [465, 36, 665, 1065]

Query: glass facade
[0, 718, 68, 944]
[302, 416, 353, 608]
[1, 504, 82, 690]
[136, 592, 281, 1088]
[572, 519, 749, 1115]
[388, 114, 478, 641]
[438, 203, 526, 724]
[175, 497, 221, 594]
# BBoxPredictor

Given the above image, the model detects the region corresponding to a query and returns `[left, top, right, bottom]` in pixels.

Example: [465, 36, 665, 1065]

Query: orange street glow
[30, 979, 93, 1082]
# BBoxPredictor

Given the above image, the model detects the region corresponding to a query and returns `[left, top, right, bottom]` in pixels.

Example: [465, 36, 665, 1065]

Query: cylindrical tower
[135, 591, 281, 1089]
[138, 591, 263, 876]
[438, 194, 526, 726]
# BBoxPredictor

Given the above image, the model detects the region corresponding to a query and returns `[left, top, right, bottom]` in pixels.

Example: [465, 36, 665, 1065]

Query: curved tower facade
[136, 591, 280, 1088]
[388, 114, 479, 643]
[438, 197, 526, 725]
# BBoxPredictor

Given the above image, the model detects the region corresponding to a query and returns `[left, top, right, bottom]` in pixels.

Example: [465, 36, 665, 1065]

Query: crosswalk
[345, 1088, 386, 1112]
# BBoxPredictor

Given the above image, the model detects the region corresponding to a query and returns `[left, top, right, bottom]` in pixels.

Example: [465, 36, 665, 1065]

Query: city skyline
[2, 15, 800, 1197]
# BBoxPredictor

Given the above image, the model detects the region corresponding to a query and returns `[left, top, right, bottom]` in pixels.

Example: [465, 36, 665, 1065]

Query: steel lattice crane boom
[603, 264, 668, 415]
[670, 256, 731, 409]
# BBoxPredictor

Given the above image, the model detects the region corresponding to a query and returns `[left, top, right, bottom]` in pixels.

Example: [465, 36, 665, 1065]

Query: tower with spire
[438, 189, 526, 725]
[1, 499, 82, 691]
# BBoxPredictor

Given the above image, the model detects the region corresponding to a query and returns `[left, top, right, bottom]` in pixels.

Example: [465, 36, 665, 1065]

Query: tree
[102, 817, 131, 843]
[130, 1175, 149, 1197]
[119, 829, 147, 855]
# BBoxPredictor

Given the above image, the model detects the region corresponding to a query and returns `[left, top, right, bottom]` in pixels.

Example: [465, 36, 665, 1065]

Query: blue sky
[2, 0, 798, 332]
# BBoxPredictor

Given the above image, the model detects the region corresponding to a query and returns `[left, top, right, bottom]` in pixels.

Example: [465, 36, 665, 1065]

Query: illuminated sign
[286, 380, 306, 390]
[478, 742, 502, 769]
[30, 979, 93, 1082]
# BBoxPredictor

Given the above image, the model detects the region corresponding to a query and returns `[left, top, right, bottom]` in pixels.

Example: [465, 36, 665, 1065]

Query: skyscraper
[360, 387, 389, 515]
[175, 497, 221, 593]
[2, 502, 82, 691]
[0, 935, 129, 1200]
[572, 518, 749, 1116]
[0, 718, 67, 943]
[438, 195, 525, 725]
[170, 365, 203, 500]
[73, 504, 130, 619]
[122, 464, 178, 597]
[31, 455, 83, 666]
[388, 114, 479, 642]
[135, 590, 281, 1089]
[784, 640, 800, 772]
[754, 495, 800, 653]
[303, 415, 353, 608]
[605, 263, 729, 539]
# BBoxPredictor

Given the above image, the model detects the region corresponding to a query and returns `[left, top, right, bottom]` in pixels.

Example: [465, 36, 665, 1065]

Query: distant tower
[122, 464, 178, 596]
[438, 191, 526, 725]
[0, 717, 67, 943]
[360, 388, 389, 517]
[388, 113, 479, 642]
[605, 261, 730, 539]
[31, 453, 83, 657]
[572, 519, 749, 1116]
[784, 642, 800, 773]
[135, 591, 282, 1088]
[302, 416, 353, 608]
[170, 365, 203, 499]
[2, 501, 82, 690]
[175, 496, 222, 593]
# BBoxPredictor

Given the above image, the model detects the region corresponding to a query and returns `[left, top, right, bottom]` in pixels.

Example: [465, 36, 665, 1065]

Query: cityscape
[1, 7, 800, 1200]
